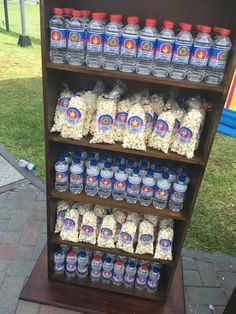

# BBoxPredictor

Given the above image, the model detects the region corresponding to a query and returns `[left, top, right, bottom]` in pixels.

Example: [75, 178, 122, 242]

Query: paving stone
[7, 260, 35, 277]
[186, 287, 227, 306]
[8, 215, 27, 232]
[21, 221, 43, 246]
[15, 183, 38, 192]
[0, 274, 5, 288]
[0, 208, 15, 220]
[0, 192, 10, 207]
[0, 231, 21, 244]
[28, 209, 46, 222]
[33, 233, 47, 260]
[8, 191, 39, 201]
[0, 219, 9, 231]
[197, 261, 221, 287]
[217, 271, 236, 300]
[183, 270, 202, 286]
[0, 260, 11, 275]
[36, 192, 46, 201]
[213, 263, 236, 272]
[16, 300, 40, 314]
[0, 244, 34, 260]
[187, 304, 213, 314]
[182, 256, 198, 270]
[0, 156, 24, 187]
[39, 305, 81, 314]
[40, 222, 47, 234]
[213, 306, 225, 314]
[183, 248, 236, 265]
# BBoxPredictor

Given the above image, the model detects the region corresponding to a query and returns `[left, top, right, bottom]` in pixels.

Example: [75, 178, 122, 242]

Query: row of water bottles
[49, 7, 232, 84]
[54, 245, 160, 292]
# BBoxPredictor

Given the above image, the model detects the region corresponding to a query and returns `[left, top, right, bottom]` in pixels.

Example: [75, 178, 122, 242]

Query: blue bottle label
[120, 36, 139, 56]
[208, 47, 230, 69]
[115, 112, 128, 129]
[120, 231, 132, 244]
[140, 234, 153, 246]
[172, 43, 192, 64]
[100, 228, 113, 240]
[68, 29, 85, 50]
[140, 185, 154, 197]
[128, 116, 144, 134]
[87, 31, 103, 52]
[70, 173, 83, 185]
[55, 171, 68, 183]
[57, 97, 70, 112]
[154, 119, 169, 137]
[170, 189, 184, 203]
[137, 38, 156, 59]
[114, 179, 127, 191]
[190, 45, 211, 66]
[98, 114, 114, 131]
[81, 225, 94, 237]
[173, 118, 181, 135]
[57, 209, 67, 222]
[99, 177, 112, 189]
[104, 34, 121, 54]
[155, 39, 174, 61]
[50, 27, 67, 48]
[64, 218, 76, 230]
[127, 182, 140, 195]
[86, 175, 99, 187]
[160, 239, 172, 251]
[154, 187, 169, 201]
[66, 107, 81, 124]
[178, 127, 193, 143]
[145, 112, 153, 129]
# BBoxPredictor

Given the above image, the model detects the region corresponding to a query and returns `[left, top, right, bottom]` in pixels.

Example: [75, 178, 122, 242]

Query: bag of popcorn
[170, 108, 186, 145]
[149, 94, 165, 124]
[159, 217, 174, 229]
[116, 221, 137, 253]
[54, 200, 71, 233]
[94, 205, 108, 235]
[97, 215, 116, 248]
[126, 212, 143, 225]
[72, 203, 89, 232]
[141, 98, 154, 142]
[79, 211, 97, 244]
[114, 99, 132, 142]
[135, 220, 154, 255]
[60, 208, 79, 242]
[144, 214, 160, 234]
[154, 227, 174, 261]
[112, 209, 127, 243]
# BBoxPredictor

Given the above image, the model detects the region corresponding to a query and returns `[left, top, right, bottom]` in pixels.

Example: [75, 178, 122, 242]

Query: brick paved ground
[0, 147, 235, 313]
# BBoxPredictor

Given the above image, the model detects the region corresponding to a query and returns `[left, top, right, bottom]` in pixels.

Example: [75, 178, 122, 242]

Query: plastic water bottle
[166, 165, 177, 183]
[70, 158, 84, 194]
[153, 20, 175, 77]
[103, 15, 123, 70]
[153, 172, 171, 209]
[169, 175, 187, 211]
[119, 16, 140, 72]
[86, 12, 105, 68]
[147, 266, 160, 292]
[187, 25, 213, 82]
[124, 261, 137, 287]
[127, 155, 138, 168]
[154, 163, 163, 181]
[102, 257, 113, 283]
[85, 152, 96, 168]
[126, 167, 142, 204]
[112, 259, 125, 285]
[112, 165, 128, 200]
[112, 156, 122, 172]
[193, 24, 203, 38]
[77, 251, 89, 278]
[66, 249, 77, 279]
[54, 245, 65, 277]
[66, 10, 85, 65]
[98, 154, 108, 170]
[126, 160, 135, 175]
[18, 159, 36, 171]
[136, 18, 157, 75]
[80, 10, 91, 27]
[205, 28, 232, 84]
[98, 162, 113, 198]
[212, 26, 220, 40]
[100, 12, 108, 26]
[170, 23, 193, 79]
[91, 255, 102, 281]
[55, 156, 69, 192]
[63, 8, 73, 25]
[139, 170, 155, 206]
[85, 160, 99, 196]
[135, 264, 149, 288]
[140, 161, 148, 178]
[49, 8, 66, 63]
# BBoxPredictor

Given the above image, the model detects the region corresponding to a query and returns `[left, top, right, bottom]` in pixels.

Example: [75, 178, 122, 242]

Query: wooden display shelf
[46, 62, 225, 93]
[48, 134, 205, 166]
[50, 189, 188, 221]
[50, 234, 174, 265]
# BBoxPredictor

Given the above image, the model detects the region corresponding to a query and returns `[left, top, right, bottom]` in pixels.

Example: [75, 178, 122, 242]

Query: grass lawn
[0, 3, 235, 255]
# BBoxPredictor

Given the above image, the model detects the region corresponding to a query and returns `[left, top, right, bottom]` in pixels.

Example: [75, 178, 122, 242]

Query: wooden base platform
[20, 247, 185, 314]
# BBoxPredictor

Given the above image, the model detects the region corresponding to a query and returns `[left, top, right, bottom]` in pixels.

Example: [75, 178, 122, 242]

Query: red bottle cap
[201, 25, 212, 33]
[95, 255, 101, 261]
[141, 264, 148, 270]
[146, 18, 157, 27]
[181, 23, 192, 31]
[92, 12, 103, 19]
[127, 16, 140, 24]
[100, 12, 107, 18]
[81, 10, 91, 16]
[117, 259, 123, 266]
[219, 28, 231, 36]
[72, 10, 81, 17]
[195, 24, 203, 31]
[163, 20, 174, 29]
[63, 8, 73, 14]
[68, 250, 75, 256]
[213, 26, 220, 34]
[110, 14, 122, 22]
[53, 8, 63, 15]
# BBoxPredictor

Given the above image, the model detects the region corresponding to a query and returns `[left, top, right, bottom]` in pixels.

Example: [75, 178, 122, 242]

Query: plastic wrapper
[126, 212, 143, 225]
[54, 200, 71, 233]
[141, 98, 154, 142]
[149, 94, 165, 124]
[135, 220, 154, 255]
[81, 91, 99, 136]
[159, 217, 174, 230]
[116, 221, 137, 253]
[164, 98, 179, 111]
[93, 205, 108, 235]
[170, 108, 186, 145]
[79, 211, 97, 244]
[114, 99, 132, 142]
[112, 209, 127, 243]
[144, 214, 160, 234]
[60, 209, 79, 242]
[97, 215, 116, 248]
[154, 227, 174, 261]
[72, 203, 89, 231]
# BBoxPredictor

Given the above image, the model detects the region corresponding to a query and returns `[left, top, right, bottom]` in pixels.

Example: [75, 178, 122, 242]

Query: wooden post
[3, 0, 9, 32]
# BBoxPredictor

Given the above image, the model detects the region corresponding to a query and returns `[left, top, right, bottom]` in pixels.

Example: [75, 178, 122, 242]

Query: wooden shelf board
[50, 189, 188, 221]
[50, 234, 174, 265]
[46, 62, 225, 93]
[48, 134, 205, 166]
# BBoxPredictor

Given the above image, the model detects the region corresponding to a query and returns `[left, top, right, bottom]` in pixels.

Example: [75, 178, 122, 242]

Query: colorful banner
[225, 70, 236, 111]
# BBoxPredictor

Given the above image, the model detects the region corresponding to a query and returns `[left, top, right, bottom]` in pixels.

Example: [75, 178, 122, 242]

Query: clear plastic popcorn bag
[94, 205, 108, 235]
[135, 220, 154, 255]
[72, 203, 89, 232]
[116, 221, 137, 253]
[97, 215, 116, 248]
[149, 94, 165, 124]
[141, 98, 154, 142]
[170, 108, 186, 146]
[159, 217, 174, 230]
[154, 227, 174, 261]
[79, 211, 97, 244]
[114, 98, 132, 142]
[60, 208, 79, 242]
[126, 212, 143, 225]
[112, 209, 127, 243]
[144, 214, 160, 234]
[54, 200, 71, 233]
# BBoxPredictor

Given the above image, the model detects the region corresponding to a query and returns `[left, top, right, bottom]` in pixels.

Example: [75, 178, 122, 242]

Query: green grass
[0, 3, 235, 255]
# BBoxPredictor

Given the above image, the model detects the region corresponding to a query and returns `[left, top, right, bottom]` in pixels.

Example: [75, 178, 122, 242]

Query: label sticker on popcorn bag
[98, 114, 114, 131]
[145, 112, 153, 129]
[81, 225, 94, 237]
[128, 116, 144, 134]
[115, 112, 128, 129]
[64, 218, 76, 230]
[154, 119, 169, 137]
[120, 231, 132, 244]
[160, 239, 172, 251]
[57, 97, 70, 112]
[100, 228, 113, 240]
[173, 119, 181, 135]
[140, 234, 153, 246]
[57, 209, 67, 222]
[178, 127, 193, 143]
[66, 107, 81, 124]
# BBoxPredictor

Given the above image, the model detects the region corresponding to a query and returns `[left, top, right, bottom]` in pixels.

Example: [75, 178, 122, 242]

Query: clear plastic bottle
[49, 8, 67, 63]
[170, 23, 193, 79]
[90, 255, 102, 281]
[85, 152, 96, 168]
[119, 16, 140, 72]
[86, 12, 105, 68]
[67, 10, 85, 65]
[166, 165, 177, 183]
[126, 160, 134, 176]
[18, 159, 36, 171]
[126, 167, 142, 204]
[85, 160, 99, 196]
[112, 165, 128, 200]
[135, 264, 149, 288]
[77, 251, 89, 278]
[54, 245, 65, 277]
[205, 28, 232, 84]
[153, 172, 171, 209]
[112, 156, 122, 173]
[98, 162, 113, 198]
[139, 170, 155, 206]
[154, 163, 163, 181]
[187, 25, 213, 82]
[112, 259, 125, 285]
[55, 156, 69, 192]
[193, 24, 203, 38]
[102, 256, 113, 283]
[63, 8, 73, 25]
[61, 149, 72, 164]
[211, 26, 220, 41]
[103, 14, 123, 70]
[153, 20, 175, 77]
[66, 249, 77, 279]
[168, 175, 187, 211]
[136, 18, 158, 75]
[70, 157, 84, 194]
[124, 261, 137, 287]
[147, 266, 160, 292]
[140, 161, 148, 178]
[98, 154, 108, 170]
[80, 10, 91, 28]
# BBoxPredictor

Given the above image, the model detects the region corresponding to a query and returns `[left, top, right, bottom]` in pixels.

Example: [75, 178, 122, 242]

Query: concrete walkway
[0, 145, 235, 314]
